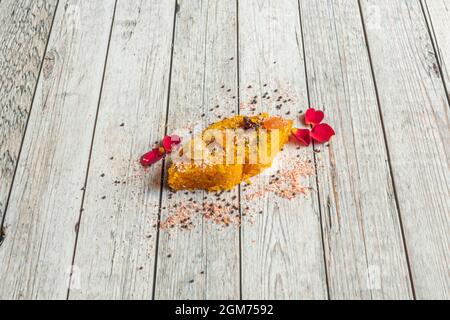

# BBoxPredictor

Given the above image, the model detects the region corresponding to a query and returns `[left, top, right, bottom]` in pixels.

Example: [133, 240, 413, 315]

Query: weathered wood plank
[423, 0, 450, 93]
[0, 0, 58, 223]
[360, 0, 450, 299]
[300, 0, 412, 299]
[0, 0, 116, 299]
[238, 0, 328, 299]
[154, 0, 240, 299]
[68, 0, 176, 300]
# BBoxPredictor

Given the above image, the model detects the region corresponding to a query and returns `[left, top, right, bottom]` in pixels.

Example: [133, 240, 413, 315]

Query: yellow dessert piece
[168, 113, 293, 191]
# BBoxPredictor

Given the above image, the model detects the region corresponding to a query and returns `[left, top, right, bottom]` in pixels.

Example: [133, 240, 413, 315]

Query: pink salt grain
[246, 159, 314, 201]
[160, 201, 241, 231]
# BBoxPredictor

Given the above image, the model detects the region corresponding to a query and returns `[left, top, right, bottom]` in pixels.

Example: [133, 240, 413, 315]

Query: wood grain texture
[0, 0, 116, 299]
[69, 0, 176, 300]
[360, 0, 450, 299]
[154, 0, 240, 299]
[238, 0, 328, 299]
[0, 0, 58, 223]
[300, 0, 412, 299]
[423, 0, 450, 92]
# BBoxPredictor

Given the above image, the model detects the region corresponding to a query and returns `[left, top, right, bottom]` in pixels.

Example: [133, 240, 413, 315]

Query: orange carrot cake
[168, 113, 293, 191]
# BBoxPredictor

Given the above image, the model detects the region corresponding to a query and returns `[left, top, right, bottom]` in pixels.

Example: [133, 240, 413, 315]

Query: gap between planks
[67, 0, 119, 299]
[0, 0, 59, 233]
[359, 0, 449, 299]
[357, 0, 416, 299]
[151, 0, 179, 300]
[419, 0, 450, 107]
[297, 0, 331, 300]
[0, 0, 118, 299]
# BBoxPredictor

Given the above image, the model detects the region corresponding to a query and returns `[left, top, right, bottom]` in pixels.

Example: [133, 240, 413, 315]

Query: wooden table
[0, 0, 448, 300]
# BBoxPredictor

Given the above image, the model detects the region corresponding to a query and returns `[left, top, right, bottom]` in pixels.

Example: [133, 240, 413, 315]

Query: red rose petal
[140, 148, 164, 167]
[170, 135, 181, 145]
[304, 108, 325, 126]
[162, 136, 173, 153]
[291, 128, 311, 146]
[140, 135, 181, 168]
[310, 123, 335, 143]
